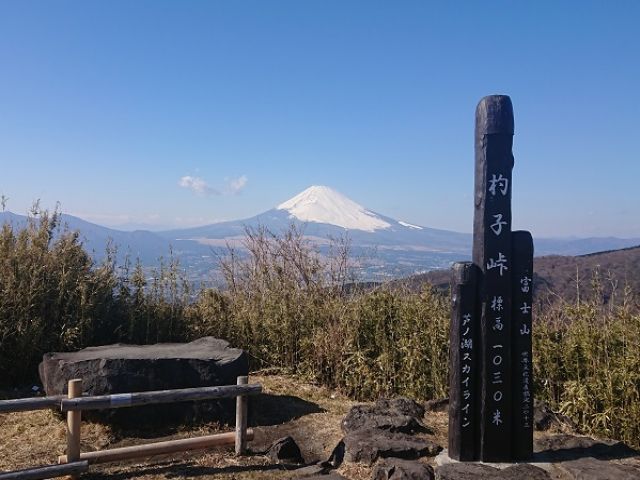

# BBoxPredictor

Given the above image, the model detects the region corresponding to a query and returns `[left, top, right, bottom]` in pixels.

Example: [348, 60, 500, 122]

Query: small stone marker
[448, 95, 534, 462]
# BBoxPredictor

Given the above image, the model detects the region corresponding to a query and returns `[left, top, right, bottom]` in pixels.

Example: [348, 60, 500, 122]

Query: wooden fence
[0, 376, 261, 480]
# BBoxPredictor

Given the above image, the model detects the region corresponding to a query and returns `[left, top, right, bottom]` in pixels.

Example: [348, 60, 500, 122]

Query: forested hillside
[403, 245, 640, 306]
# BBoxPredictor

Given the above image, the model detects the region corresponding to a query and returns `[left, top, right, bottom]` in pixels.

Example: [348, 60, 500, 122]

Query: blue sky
[1, 1, 639, 237]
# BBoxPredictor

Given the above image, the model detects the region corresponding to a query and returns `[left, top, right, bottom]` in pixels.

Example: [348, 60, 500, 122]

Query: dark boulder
[373, 458, 435, 480]
[342, 397, 428, 435]
[341, 396, 441, 466]
[268, 436, 305, 464]
[38, 337, 247, 424]
[344, 429, 442, 465]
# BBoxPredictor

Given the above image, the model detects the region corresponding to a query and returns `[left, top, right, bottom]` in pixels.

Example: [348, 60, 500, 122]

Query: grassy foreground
[0, 211, 639, 448]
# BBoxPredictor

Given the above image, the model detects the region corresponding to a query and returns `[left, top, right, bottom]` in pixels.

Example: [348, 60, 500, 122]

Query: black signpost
[511, 230, 534, 460]
[448, 95, 534, 463]
[448, 262, 479, 461]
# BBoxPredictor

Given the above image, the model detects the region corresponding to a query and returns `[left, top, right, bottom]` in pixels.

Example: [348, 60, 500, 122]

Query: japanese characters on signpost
[511, 230, 534, 460]
[448, 95, 534, 463]
[448, 261, 479, 461]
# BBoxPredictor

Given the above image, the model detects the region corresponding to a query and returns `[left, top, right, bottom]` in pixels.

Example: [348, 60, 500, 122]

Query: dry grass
[0, 409, 112, 471]
[0, 374, 403, 479]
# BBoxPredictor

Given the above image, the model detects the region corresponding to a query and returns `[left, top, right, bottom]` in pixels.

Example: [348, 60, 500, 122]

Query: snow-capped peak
[276, 185, 391, 232]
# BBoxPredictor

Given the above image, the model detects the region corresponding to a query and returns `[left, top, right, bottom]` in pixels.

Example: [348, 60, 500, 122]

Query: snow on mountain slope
[276, 185, 391, 232]
[399, 221, 423, 230]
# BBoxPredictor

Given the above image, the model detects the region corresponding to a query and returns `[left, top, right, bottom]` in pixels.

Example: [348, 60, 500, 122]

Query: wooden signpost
[448, 95, 534, 463]
[448, 262, 479, 461]
[511, 230, 534, 460]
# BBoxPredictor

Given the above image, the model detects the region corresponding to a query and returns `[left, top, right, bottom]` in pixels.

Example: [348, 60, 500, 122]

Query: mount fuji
[2, 186, 639, 281]
[158, 186, 473, 277]
[163, 186, 469, 246]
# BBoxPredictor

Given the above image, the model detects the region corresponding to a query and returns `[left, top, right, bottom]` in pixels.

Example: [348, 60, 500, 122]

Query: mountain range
[2, 185, 639, 281]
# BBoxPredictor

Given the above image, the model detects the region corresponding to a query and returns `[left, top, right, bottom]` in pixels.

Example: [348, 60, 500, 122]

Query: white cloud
[178, 176, 219, 196]
[227, 175, 248, 194]
[179, 174, 248, 196]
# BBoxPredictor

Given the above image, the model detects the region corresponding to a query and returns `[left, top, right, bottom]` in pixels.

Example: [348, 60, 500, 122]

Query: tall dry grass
[185, 225, 450, 401]
[534, 278, 640, 447]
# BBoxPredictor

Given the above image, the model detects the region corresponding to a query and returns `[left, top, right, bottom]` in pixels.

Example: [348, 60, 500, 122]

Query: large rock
[342, 397, 428, 435]
[39, 337, 248, 424]
[344, 429, 442, 465]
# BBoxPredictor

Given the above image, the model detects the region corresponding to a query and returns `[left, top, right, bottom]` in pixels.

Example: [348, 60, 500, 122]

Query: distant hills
[401, 245, 640, 304]
[1, 185, 639, 282]
[0, 211, 208, 266]
[534, 245, 640, 303]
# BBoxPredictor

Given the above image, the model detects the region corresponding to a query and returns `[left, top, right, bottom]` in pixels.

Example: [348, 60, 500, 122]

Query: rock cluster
[342, 397, 442, 466]
[342, 397, 430, 435]
[261, 397, 640, 480]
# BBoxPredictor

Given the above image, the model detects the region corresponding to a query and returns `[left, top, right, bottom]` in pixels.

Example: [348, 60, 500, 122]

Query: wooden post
[511, 230, 534, 460]
[448, 262, 480, 461]
[65, 379, 82, 476]
[473, 95, 515, 462]
[235, 376, 248, 456]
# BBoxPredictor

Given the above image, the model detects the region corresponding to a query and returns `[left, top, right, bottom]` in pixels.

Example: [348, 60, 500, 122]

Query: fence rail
[0, 395, 64, 413]
[58, 430, 254, 464]
[60, 383, 262, 412]
[0, 461, 88, 480]
[0, 375, 260, 479]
